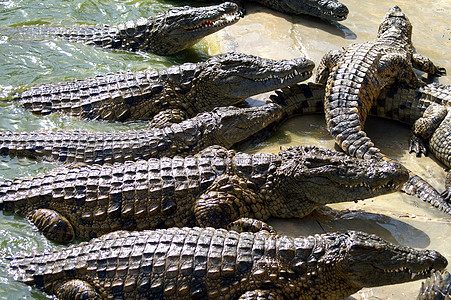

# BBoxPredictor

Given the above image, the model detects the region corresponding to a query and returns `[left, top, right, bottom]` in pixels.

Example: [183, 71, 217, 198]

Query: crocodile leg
[148, 108, 190, 128]
[227, 217, 277, 234]
[409, 103, 447, 156]
[194, 174, 270, 229]
[403, 174, 451, 214]
[26, 209, 75, 243]
[55, 280, 100, 300]
[412, 53, 447, 78]
[238, 290, 280, 300]
[377, 53, 423, 88]
[315, 49, 343, 84]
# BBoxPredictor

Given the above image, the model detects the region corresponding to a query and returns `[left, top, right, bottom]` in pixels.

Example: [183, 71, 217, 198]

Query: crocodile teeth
[191, 12, 237, 31]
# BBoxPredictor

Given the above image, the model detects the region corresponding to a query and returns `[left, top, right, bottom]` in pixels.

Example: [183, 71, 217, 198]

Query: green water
[0, 0, 211, 298]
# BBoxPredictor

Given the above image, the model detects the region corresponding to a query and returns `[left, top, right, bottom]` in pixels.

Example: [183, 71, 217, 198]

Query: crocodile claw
[441, 189, 451, 203]
[442, 172, 451, 203]
[409, 134, 428, 157]
[435, 66, 447, 77]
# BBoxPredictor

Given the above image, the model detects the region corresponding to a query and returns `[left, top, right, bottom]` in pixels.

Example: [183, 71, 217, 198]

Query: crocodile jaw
[342, 231, 448, 287]
[287, 0, 349, 21]
[255, 0, 349, 21]
[153, 2, 241, 54]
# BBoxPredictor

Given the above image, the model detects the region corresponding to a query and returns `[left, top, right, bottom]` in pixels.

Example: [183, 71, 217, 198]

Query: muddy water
[207, 1, 451, 299]
[0, 0, 449, 299]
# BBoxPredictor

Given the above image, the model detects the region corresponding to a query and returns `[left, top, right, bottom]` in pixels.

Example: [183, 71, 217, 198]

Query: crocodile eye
[304, 157, 334, 168]
[222, 60, 243, 68]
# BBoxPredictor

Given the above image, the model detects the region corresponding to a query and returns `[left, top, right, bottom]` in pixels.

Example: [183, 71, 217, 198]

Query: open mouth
[188, 11, 239, 31]
[341, 179, 399, 191]
[380, 265, 437, 281]
[301, 2, 349, 21]
[320, 10, 348, 21]
[251, 69, 313, 84]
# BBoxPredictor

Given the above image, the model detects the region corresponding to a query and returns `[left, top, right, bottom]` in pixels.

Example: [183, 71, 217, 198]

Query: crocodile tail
[11, 24, 124, 48]
[0, 129, 134, 164]
[324, 74, 383, 160]
[0, 178, 18, 211]
[326, 102, 382, 160]
[0, 131, 50, 163]
[7, 242, 85, 287]
[13, 68, 157, 120]
[269, 82, 326, 117]
[417, 270, 451, 300]
[0, 174, 50, 213]
[403, 172, 451, 215]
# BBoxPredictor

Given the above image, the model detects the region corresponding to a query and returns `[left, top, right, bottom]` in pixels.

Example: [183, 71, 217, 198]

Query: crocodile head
[276, 146, 409, 206]
[203, 103, 284, 148]
[151, 2, 241, 55]
[290, 231, 448, 299]
[377, 6, 412, 44]
[284, 0, 349, 21]
[192, 52, 315, 107]
[255, 0, 348, 21]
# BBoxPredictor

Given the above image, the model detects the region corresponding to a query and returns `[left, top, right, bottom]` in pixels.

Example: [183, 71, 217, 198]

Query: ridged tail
[10, 23, 137, 50]
[0, 129, 174, 164]
[0, 177, 27, 212]
[325, 85, 383, 160]
[13, 69, 160, 120]
[272, 82, 451, 216]
[417, 270, 451, 300]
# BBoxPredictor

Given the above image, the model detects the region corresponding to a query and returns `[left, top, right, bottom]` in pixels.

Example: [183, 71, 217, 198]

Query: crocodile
[266, 82, 451, 215]
[314, 6, 448, 214]
[397, 83, 451, 202]
[10, 3, 241, 55]
[195, 0, 349, 21]
[315, 5, 446, 161]
[0, 98, 301, 165]
[417, 271, 451, 300]
[0, 145, 408, 243]
[371, 84, 451, 206]
[12, 52, 314, 125]
[7, 228, 447, 300]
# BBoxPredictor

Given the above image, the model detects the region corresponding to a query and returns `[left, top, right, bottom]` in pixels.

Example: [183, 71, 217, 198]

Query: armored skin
[315, 5, 446, 160]
[0, 88, 313, 165]
[396, 83, 451, 202]
[13, 52, 314, 124]
[7, 228, 447, 299]
[0, 145, 408, 243]
[268, 82, 451, 215]
[10, 3, 241, 55]
[194, 0, 349, 21]
[314, 6, 447, 215]
[417, 271, 451, 300]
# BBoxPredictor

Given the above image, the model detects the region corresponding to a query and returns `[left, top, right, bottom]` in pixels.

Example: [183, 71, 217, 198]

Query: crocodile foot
[433, 66, 447, 77]
[409, 134, 428, 157]
[441, 172, 451, 203]
[227, 218, 277, 234]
